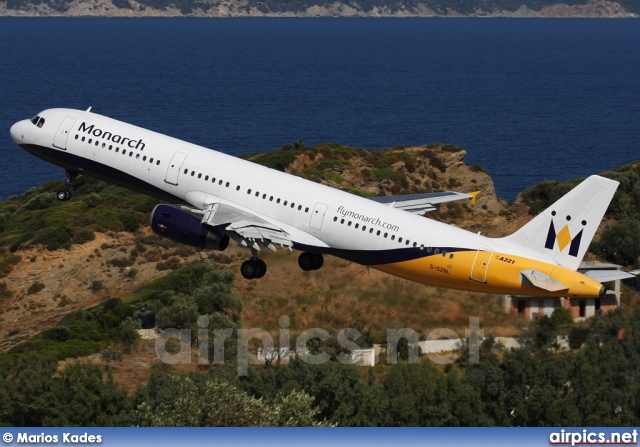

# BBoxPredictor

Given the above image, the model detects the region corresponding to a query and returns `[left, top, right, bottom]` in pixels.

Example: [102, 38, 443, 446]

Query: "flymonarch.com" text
[337, 206, 400, 232]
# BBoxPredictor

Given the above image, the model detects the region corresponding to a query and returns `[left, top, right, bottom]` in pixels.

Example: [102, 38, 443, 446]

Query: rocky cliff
[0, 0, 636, 17]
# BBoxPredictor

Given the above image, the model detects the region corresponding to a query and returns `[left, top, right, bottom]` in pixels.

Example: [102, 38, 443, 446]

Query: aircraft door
[310, 202, 328, 230]
[52, 117, 77, 150]
[165, 152, 188, 186]
[469, 249, 493, 283]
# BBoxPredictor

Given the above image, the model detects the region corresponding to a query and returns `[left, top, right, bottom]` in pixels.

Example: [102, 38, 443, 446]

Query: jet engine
[150, 204, 229, 251]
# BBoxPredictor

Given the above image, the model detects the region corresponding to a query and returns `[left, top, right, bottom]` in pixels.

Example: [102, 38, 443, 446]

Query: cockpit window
[30, 116, 45, 128]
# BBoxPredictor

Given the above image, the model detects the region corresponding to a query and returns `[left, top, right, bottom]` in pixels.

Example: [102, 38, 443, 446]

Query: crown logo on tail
[544, 211, 586, 258]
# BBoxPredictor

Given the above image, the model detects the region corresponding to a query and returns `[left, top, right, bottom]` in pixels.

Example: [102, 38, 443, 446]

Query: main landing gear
[239, 252, 324, 280]
[56, 170, 78, 201]
[240, 258, 267, 280]
[298, 252, 324, 271]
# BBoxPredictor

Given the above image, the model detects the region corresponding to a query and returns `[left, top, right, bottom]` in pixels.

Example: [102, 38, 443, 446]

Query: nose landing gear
[56, 170, 78, 201]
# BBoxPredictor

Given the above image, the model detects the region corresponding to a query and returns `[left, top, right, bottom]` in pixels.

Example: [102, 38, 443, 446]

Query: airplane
[10, 107, 632, 298]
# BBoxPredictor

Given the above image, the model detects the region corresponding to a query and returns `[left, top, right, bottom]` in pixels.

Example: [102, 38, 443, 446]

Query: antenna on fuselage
[86, 106, 92, 112]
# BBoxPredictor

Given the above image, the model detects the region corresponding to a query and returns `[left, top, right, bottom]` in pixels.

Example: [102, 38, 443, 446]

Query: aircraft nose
[10, 120, 25, 144]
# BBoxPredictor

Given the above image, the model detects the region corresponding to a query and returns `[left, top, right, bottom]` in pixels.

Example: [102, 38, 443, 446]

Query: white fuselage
[10, 108, 607, 298]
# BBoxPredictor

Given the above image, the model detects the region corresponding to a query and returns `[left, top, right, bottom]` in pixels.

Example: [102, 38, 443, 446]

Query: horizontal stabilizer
[370, 191, 479, 215]
[521, 269, 568, 292]
[579, 269, 635, 283]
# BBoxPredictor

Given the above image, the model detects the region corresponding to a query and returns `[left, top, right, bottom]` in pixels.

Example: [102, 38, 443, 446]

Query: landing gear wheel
[241, 260, 257, 279]
[298, 252, 324, 271]
[241, 259, 267, 280]
[57, 170, 79, 201]
[256, 259, 267, 278]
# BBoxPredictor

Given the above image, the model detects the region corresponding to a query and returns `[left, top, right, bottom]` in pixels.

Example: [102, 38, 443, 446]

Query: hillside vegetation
[1, 142, 640, 426]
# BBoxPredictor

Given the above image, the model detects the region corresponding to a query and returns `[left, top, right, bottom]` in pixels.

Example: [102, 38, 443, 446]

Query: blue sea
[1, 18, 639, 202]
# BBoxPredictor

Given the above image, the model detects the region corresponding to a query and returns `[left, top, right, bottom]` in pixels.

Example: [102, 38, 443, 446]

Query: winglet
[467, 191, 481, 205]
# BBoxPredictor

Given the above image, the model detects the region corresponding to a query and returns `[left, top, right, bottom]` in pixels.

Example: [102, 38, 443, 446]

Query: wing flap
[200, 203, 293, 250]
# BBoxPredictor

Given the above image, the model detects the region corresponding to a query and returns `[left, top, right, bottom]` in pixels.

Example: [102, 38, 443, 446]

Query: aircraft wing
[370, 191, 480, 214]
[197, 203, 293, 251]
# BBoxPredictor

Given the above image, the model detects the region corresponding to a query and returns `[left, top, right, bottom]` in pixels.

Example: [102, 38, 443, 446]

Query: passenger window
[75, 135, 79, 140]
[156, 160, 160, 165]
[198, 174, 202, 179]
[136, 154, 140, 159]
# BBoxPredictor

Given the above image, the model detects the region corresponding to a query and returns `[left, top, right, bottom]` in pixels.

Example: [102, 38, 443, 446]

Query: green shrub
[372, 167, 394, 181]
[0, 281, 13, 300]
[90, 280, 104, 293]
[32, 226, 72, 251]
[592, 217, 640, 267]
[27, 281, 45, 295]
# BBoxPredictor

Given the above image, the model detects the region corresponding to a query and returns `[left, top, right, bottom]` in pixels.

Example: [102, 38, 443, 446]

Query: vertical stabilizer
[499, 175, 618, 271]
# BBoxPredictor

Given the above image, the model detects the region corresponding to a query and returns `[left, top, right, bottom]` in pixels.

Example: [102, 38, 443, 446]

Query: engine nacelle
[151, 204, 229, 251]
